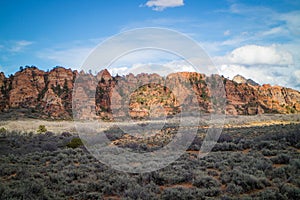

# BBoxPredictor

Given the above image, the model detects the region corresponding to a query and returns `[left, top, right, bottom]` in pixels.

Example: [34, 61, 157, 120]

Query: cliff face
[0, 66, 299, 119]
[1, 67, 76, 119]
[224, 80, 300, 115]
[0, 72, 9, 111]
[9, 67, 46, 109]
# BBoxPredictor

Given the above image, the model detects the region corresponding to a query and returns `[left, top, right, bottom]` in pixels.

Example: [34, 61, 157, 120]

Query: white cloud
[217, 64, 286, 84]
[223, 30, 231, 36]
[260, 26, 287, 36]
[164, 60, 196, 72]
[218, 64, 300, 90]
[278, 11, 300, 36]
[227, 3, 275, 17]
[294, 70, 300, 80]
[142, 0, 184, 11]
[108, 50, 202, 75]
[108, 67, 129, 76]
[220, 35, 248, 47]
[9, 40, 33, 52]
[0, 40, 33, 53]
[108, 59, 196, 77]
[216, 45, 293, 66]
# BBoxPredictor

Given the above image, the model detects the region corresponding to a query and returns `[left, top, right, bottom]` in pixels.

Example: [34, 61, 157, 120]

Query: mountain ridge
[0, 66, 300, 120]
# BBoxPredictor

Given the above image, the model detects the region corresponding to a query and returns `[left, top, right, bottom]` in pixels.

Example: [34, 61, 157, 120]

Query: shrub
[218, 134, 233, 143]
[255, 159, 272, 171]
[222, 170, 265, 192]
[154, 169, 193, 185]
[104, 127, 125, 141]
[42, 142, 58, 152]
[213, 142, 238, 151]
[226, 183, 243, 194]
[161, 187, 204, 200]
[237, 174, 264, 192]
[202, 187, 221, 197]
[251, 188, 285, 199]
[271, 153, 290, 164]
[208, 170, 218, 177]
[78, 192, 103, 200]
[61, 132, 72, 137]
[255, 140, 275, 150]
[66, 137, 84, 148]
[124, 184, 157, 200]
[261, 149, 277, 156]
[0, 127, 7, 133]
[193, 175, 220, 188]
[45, 131, 54, 137]
[280, 183, 300, 199]
[271, 167, 288, 181]
[290, 159, 300, 169]
[37, 125, 47, 133]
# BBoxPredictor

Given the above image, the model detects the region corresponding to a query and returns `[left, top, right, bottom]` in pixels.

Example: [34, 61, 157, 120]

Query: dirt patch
[242, 148, 250, 154]
[273, 163, 286, 168]
[220, 184, 226, 191]
[2, 173, 17, 181]
[45, 161, 50, 167]
[160, 182, 194, 190]
[186, 150, 199, 155]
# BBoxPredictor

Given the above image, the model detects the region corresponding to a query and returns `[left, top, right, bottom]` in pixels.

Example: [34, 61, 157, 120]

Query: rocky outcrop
[224, 78, 300, 115]
[0, 66, 76, 119]
[9, 67, 46, 108]
[232, 74, 259, 86]
[0, 72, 9, 111]
[0, 66, 299, 119]
[39, 67, 75, 118]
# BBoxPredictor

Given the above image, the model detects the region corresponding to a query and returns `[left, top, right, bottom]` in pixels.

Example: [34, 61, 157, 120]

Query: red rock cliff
[0, 66, 299, 119]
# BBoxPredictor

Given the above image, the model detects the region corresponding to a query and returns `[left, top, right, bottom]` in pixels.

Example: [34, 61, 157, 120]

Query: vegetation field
[0, 120, 300, 199]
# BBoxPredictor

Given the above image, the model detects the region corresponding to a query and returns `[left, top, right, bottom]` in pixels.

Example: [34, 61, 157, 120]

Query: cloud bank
[214, 44, 299, 90]
[216, 45, 293, 66]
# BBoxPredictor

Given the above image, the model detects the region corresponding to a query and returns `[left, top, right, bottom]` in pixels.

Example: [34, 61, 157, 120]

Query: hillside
[0, 66, 300, 120]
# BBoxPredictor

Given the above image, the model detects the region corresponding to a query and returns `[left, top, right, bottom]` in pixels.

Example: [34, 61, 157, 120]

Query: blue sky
[1, 0, 300, 89]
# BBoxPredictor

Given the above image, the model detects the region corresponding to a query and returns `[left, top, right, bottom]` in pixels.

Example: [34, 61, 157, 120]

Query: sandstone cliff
[0, 66, 299, 119]
[1, 66, 75, 119]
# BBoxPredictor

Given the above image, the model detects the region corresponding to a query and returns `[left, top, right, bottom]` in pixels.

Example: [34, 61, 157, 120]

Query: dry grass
[0, 119, 76, 134]
[0, 114, 299, 134]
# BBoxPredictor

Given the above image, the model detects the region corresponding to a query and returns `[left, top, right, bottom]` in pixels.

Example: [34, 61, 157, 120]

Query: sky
[0, 0, 300, 90]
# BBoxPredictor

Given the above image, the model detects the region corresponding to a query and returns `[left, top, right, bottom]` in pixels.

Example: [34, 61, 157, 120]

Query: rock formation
[232, 74, 259, 86]
[0, 66, 299, 119]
